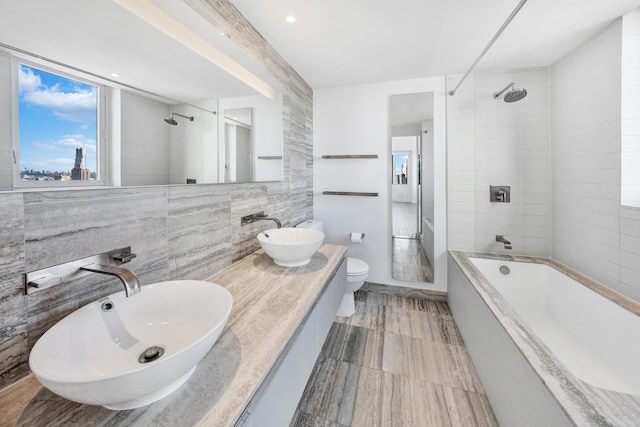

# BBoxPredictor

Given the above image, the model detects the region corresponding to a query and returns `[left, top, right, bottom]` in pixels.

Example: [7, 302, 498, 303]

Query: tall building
[71, 148, 90, 180]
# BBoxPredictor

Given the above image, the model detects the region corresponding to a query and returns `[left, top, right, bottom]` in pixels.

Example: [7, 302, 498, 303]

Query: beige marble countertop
[450, 250, 640, 427]
[0, 244, 347, 427]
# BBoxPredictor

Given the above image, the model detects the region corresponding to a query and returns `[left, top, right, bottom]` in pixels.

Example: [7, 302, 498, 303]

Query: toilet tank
[296, 219, 324, 233]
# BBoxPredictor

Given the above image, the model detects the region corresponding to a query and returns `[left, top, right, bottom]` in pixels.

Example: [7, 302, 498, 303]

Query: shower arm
[172, 113, 194, 121]
[493, 82, 516, 99]
[448, 0, 529, 97]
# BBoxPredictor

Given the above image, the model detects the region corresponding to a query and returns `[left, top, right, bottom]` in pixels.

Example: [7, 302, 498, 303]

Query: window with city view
[17, 63, 99, 183]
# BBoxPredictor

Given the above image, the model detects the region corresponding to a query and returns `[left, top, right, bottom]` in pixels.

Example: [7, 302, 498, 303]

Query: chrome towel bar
[322, 191, 378, 197]
[321, 154, 378, 159]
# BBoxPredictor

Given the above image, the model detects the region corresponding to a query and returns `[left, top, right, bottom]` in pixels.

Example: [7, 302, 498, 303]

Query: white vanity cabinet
[238, 257, 347, 427]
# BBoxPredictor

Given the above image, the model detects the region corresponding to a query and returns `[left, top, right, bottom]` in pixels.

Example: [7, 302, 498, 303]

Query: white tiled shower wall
[552, 16, 640, 302]
[446, 68, 551, 256]
[550, 19, 622, 293]
[447, 12, 640, 303]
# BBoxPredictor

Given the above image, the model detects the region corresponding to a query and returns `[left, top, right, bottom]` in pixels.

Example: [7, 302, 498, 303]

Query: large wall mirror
[0, 0, 283, 191]
[390, 92, 434, 283]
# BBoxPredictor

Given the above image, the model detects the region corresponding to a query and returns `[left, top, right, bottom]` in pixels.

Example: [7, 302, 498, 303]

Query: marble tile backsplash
[0, 181, 297, 390]
[0, 0, 313, 390]
[0, 194, 27, 388]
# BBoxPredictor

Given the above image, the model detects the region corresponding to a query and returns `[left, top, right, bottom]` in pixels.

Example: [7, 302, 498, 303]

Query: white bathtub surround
[449, 251, 640, 426]
[470, 257, 640, 397]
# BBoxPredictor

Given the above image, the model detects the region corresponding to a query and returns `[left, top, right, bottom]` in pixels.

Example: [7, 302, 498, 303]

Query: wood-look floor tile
[429, 316, 465, 346]
[295, 295, 495, 427]
[362, 328, 384, 370]
[442, 385, 499, 427]
[289, 411, 349, 427]
[381, 372, 454, 427]
[335, 302, 385, 330]
[428, 300, 453, 319]
[354, 291, 450, 318]
[352, 368, 453, 427]
[385, 306, 464, 346]
[350, 366, 383, 427]
[358, 291, 395, 306]
[321, 323, 368, 365]
[382, 333, 484, 394]
[298, 358, 361, 426]
[397, 296, 430, 312]
[384, 307, 433, 341]
[354, 290, 367, 303]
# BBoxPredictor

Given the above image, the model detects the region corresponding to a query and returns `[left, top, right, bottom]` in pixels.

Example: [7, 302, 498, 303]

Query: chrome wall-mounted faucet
[241, 211, 282, 228]
[80, 264, 140, 297]
[25, 247, 140, 296]
[496, 235, 512, 250]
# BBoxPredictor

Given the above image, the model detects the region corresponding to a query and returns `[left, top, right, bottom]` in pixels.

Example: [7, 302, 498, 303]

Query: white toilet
[297, 219, 369, 317]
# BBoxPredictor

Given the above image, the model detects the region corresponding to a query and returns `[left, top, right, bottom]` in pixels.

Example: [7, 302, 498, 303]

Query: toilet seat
[347, 257, 369, 283]
[347, 257, 369, 275]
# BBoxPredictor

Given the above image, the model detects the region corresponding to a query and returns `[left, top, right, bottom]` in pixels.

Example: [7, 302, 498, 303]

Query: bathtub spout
[496, 235, 512, 250]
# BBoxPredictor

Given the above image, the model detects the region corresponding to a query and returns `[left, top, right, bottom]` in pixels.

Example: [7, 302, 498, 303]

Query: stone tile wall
[0, 0, 313, 389]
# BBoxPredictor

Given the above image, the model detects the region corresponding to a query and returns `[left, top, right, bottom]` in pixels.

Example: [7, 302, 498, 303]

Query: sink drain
[499, 265, 511, 275]
[138, 346, 165, 363]
[100, 301, 114, 312]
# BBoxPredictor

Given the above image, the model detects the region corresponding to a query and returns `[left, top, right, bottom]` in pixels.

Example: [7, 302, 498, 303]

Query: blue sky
[393, 153, 408, 179]
[18, 64, 97, 174]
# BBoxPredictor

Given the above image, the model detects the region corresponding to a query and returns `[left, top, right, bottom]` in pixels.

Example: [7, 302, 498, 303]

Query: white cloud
[18, 66, 42, 93]
[23, 85, 96, 113]
[31, 134, 97, 153]
[19, 66, 97, 125]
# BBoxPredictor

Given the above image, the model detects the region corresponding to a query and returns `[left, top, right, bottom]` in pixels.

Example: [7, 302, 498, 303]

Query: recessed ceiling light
[286, 16, 296, 23]
[110, 73, 120, 78]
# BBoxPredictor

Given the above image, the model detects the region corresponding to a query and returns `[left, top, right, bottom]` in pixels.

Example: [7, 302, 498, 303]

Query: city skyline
[18, 64, 98, 176]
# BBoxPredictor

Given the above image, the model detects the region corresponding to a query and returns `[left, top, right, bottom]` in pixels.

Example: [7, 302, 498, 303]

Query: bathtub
[448, 251, 640, 426]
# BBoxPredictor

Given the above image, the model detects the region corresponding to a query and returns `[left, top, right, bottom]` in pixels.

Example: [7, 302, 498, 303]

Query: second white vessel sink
[29, 280, 233, 410]
[257, 227, 324, 267]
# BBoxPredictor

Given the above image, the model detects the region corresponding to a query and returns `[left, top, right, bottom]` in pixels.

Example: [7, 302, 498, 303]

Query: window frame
[11, 58, 108, 189]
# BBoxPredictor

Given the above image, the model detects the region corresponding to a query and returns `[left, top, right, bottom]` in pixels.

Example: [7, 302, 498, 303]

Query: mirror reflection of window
[15, 63, 104, 187]
[392, 153, 409, 185]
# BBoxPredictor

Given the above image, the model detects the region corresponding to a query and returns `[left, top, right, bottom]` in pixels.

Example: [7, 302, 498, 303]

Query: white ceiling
[230, 0, 640, 89]
[1, 0, 638, 99]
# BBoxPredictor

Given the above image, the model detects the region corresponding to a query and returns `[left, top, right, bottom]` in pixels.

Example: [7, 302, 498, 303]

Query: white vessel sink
[29, 280, 233, 410]
[257, 227, 325, 267]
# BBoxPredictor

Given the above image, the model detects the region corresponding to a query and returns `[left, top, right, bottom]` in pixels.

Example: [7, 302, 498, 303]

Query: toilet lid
[347, 257, 369, 275]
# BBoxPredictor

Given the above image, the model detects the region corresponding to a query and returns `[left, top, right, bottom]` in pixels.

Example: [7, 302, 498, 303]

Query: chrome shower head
[164, 112, 194, 125]
[493, 82, 527, 103]
[504, 87, 527, 102]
